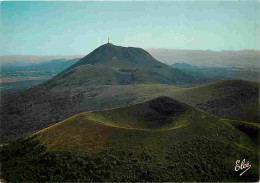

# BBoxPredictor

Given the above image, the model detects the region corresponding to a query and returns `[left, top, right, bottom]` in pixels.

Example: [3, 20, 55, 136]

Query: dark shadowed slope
[88, 97, 193, 130]
[172, 80, 259, 123]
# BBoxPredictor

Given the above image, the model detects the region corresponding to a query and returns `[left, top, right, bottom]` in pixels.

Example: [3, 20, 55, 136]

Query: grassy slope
[36, 97, 258, 157]
[174, 80, 259, 123]
[173, 80, 259, 103]
[221, 119, 259, 143]
[122, 80, 259, 106]
[45, 64, 197, 89]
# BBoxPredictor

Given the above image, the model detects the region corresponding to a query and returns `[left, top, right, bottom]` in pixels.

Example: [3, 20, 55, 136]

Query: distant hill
[122, 80, 259, 123]
[172, 63, 197, 70]
[43, 43, 201, 88]
[173, 80, 259, 123]
[0, 55, 83, 66]
[0, 58, 81, 95]
[1, 58, 80, 72]
[172, 63, 260, 82]
[116, 80, 259, 123]
[147, 49, 260, 68]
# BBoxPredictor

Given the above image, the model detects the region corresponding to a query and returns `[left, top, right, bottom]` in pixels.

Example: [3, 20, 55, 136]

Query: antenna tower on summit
[108, 37, 109, 43]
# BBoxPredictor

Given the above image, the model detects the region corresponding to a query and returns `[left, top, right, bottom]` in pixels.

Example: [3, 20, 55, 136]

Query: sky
[0, 1, 259, 56]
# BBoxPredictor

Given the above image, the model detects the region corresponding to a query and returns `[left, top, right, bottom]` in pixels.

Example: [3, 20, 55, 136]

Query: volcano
[43, 43, 200, 88]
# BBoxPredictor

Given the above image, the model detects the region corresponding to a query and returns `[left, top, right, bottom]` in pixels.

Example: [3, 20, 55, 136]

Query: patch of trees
[0, 88, 84, 139]
[1, 135, 258, 182]
[196, 88, 259, 123]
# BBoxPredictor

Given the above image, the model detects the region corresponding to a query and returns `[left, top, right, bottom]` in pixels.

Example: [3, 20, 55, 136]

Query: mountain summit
[64, 43, 168, 71]
[45, 43, 200, 88]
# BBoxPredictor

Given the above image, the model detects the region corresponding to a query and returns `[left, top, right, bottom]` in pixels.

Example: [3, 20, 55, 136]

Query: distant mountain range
[1, 58, 80, 72]
[2, 49, 259, 69]
[0, 58, 81, 94]
[0, 55, 83, 66]
[146, 49, 260, 68]
[172, 63, 260, 82]
[2, 48, 259, 95]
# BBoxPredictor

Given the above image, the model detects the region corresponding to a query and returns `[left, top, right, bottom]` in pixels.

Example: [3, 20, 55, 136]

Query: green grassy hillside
[174, 80, 259, 123]
[44, 64, 194, 88]
[35, 97, 258, 154]
[43, 43, 200, 88]
[221, 119, 259, 144]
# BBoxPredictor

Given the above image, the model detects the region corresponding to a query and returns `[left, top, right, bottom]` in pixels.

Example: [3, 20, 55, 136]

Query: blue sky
[1, 1, 259, 56]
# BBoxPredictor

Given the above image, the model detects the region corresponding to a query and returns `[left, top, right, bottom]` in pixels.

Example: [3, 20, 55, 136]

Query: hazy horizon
[1, 47, 260, 57]
[1, 1, 259, 56]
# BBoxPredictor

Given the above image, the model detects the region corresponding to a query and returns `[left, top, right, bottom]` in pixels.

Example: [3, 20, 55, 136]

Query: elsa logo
[235, 159, 251, 176]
